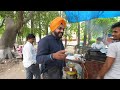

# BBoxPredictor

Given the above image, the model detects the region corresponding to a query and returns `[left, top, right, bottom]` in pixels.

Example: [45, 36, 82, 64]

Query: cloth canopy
[65, 11, 120, 23]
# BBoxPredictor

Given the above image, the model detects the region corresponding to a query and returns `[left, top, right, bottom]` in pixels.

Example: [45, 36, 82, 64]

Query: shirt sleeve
[101, 43, 106, 49]
[36, 38, 53, 64]
[106, 43, 116, 58]
[91, 43, 95, 48]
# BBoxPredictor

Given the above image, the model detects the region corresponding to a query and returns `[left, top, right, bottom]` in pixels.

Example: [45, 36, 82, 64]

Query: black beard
[54, 32, 63, 39]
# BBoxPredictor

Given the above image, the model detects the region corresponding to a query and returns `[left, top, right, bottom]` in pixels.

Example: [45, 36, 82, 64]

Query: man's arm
[36, 39, 66, 64]
[96, 57, 115, 79]
[96, 43, 116, 79]
[36, 39, 53, 64]
[91, 43, 96, 49]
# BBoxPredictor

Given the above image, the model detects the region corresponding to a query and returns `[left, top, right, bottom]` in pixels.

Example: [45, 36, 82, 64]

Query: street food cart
[84, 49, 106, 79]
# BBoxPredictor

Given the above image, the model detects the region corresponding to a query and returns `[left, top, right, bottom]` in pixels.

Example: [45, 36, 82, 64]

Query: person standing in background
[22, 34, 40, 79]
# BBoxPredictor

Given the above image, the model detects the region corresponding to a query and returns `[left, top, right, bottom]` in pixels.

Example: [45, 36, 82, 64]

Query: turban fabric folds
[50, 17, 66, 32]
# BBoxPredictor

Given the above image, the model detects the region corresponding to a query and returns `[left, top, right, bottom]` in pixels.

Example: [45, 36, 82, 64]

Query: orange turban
[50, 17, 66, 32]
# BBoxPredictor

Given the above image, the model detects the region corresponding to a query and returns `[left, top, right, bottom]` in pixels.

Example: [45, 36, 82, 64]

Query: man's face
[112, 27, 120, 40]
[29, 38, 35, 44]
[96, 40, 101, 44]
[53, 24, 65, 39]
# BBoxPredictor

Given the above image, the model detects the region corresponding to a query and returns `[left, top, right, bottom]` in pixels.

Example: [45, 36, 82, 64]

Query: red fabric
[84, 60, 104, 79]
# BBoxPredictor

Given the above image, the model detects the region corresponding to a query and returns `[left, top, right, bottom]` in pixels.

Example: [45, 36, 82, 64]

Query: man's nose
[60, 29, 64, 32]
[112, 33, 114, 36]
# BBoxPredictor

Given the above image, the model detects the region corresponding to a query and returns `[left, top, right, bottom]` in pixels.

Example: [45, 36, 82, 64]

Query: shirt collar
[27, 41, 33, 45]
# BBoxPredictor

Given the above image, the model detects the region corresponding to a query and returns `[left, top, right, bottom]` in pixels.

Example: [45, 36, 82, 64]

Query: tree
[0, 11, 34, 60]
[91, 18, 118, 38]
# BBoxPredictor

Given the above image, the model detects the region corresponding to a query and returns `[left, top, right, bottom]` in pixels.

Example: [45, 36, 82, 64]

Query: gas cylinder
[66, 62, 77, 79]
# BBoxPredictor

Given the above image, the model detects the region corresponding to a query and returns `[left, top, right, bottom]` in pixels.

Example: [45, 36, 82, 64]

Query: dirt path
[0, 46, 76, 79]
[0, 60, 25, 79]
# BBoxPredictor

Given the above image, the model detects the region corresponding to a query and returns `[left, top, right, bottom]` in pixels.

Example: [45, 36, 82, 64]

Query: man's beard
[113, 38, 120, 41]
[54, 32, 63, 39]
[112, 36, 120, 41]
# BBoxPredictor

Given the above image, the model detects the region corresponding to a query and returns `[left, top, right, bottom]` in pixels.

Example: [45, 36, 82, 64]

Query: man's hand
[65, 59, 68, 62]
[52, 50, 67, 60]
[75, 57, 80, 61]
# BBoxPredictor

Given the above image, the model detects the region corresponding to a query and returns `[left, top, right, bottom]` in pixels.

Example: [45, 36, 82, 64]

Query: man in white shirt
[96, 22, 120, 79]
[91, 37, 105, 49]
[91, 37, 106, 53]
[23, 34, 40, 79]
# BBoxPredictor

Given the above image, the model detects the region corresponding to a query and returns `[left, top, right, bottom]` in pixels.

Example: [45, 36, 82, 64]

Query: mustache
[59, 32, 63, 35]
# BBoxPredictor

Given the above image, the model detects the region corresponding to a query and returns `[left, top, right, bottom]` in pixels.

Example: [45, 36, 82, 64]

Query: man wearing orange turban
[36, 17, 67, 79]
[50, 17, 66, 32]
[50, 17, 66, 39]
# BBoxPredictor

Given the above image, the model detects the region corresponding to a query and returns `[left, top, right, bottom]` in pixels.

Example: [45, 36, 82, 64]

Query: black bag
[85, 49, 106, 62]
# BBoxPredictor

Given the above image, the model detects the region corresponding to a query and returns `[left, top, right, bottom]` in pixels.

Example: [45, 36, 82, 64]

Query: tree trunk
[0, 18, 18, 60]
[17, 36, 23, 45]
[64, 27, 67, 48]
[0, 11, 34, 60]
[38, 12, 42, 39]
[38, 26, 42, 40]
[31, 19, 34, 34]
[77, 22, 80, 54]
[46, 24, 48, 35]
[64, 38, 67, 48]
[83, 21, 88, 46]
[87, 21, 91, 47]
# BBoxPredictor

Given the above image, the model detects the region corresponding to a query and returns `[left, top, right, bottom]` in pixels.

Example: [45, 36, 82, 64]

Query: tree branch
[0, 18, 5, 28]
[16, 11, 34, 34]
[23, 11, 34, 25]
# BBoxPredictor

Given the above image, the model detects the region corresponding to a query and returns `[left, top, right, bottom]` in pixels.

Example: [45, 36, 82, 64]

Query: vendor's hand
[52, 50, 67, 60]
[75, 57, 80, 61]
[65, 59, 68, 62]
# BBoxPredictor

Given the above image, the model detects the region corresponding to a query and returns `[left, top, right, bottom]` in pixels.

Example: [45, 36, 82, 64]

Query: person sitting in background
[104, 34, 114, 48]
[91, 37, 104, 49]
[91, 37, 106, 53]
[106, 37, 113, 47]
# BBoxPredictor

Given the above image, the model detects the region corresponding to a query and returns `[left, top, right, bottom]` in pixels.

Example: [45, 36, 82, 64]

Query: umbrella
[65, 11, 120, 23]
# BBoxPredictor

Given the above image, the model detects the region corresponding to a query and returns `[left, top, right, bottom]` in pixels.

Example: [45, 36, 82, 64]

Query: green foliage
[108, 29, 112, 34]
[0, 26, 5, 37]
[0, 18, 5, 37]
[21, 26, 31, 38]
[89, 17, 118, 38]
[93, 18, 118, 25]
[0, 11, 119, 45]
[89, 39, 96, 45]
[0, 11, 14, 18]
[64, 22, 81, 41]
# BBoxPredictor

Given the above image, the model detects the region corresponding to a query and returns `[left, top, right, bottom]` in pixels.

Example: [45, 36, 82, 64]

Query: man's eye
[113, 31, 117, 33]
